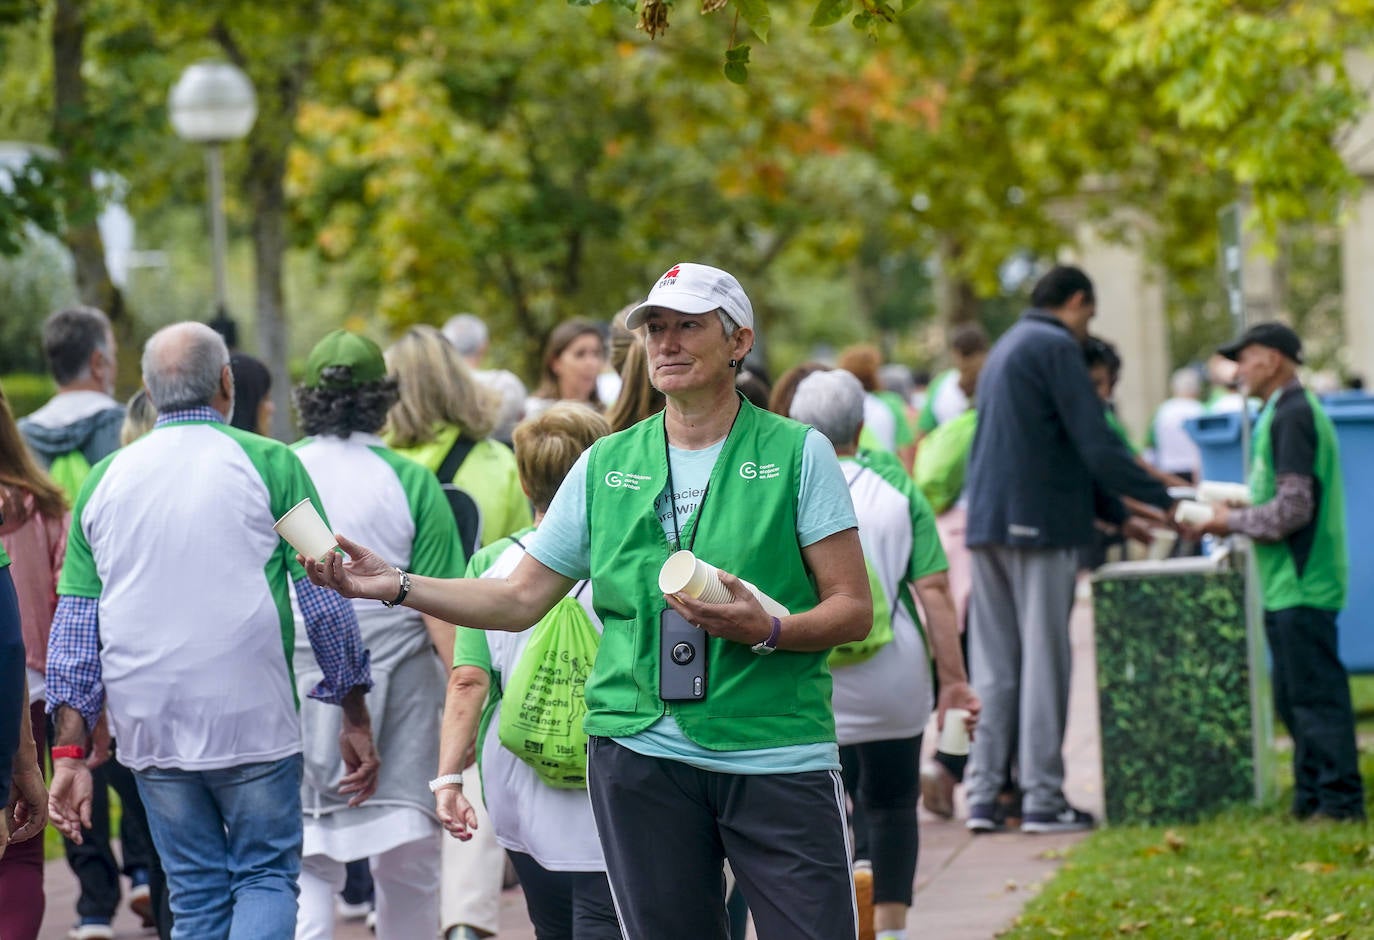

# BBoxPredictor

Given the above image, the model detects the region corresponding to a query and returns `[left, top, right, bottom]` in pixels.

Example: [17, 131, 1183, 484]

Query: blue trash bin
[1184, 411, 1249, 483]
[1324, 395, 1374, 673]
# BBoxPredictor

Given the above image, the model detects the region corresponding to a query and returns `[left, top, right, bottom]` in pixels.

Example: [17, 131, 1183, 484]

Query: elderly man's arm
[45, 595, 103, 842]
[293, 576, 379, 806]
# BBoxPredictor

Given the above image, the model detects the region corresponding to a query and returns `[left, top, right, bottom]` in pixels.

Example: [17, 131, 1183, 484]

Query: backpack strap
[436, 433, 478, 483]
[513, 534, 590, 599]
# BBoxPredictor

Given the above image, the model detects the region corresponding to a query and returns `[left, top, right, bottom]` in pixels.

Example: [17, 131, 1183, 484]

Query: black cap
[1218, 321, 1303, 365]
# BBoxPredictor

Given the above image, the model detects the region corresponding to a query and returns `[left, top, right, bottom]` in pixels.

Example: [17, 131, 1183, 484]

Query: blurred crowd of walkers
[0, 259, 1363, 940]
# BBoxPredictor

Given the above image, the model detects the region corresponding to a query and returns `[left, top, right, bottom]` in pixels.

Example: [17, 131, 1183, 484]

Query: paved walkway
[36, 592, 1103, 940]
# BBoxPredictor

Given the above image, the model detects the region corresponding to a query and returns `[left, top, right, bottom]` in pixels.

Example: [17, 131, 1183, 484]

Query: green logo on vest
[738, 460, 780, 480]
[603, 469, 652, 490]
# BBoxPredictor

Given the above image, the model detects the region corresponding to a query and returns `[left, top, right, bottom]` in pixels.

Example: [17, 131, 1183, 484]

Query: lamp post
[169, 61, 257, 346]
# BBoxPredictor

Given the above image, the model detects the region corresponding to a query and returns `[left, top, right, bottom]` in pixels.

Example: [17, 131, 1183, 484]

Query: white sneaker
[336, 899, 372, 920]
[68, 925, 115, 940]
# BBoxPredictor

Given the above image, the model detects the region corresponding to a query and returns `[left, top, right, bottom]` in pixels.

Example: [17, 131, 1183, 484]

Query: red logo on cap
[660, 265, 680, 286]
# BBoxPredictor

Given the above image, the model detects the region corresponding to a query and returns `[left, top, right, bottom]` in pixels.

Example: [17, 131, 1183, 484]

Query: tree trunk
[51, 0, 124, 323]
[935, 236, 980, 325]
[217, 24, 302, 441]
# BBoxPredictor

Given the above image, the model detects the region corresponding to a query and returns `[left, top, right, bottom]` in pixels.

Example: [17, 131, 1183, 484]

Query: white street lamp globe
[169, 61, 258, 144]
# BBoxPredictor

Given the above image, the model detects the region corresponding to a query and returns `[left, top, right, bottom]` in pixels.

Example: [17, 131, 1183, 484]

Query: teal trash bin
[1324, 394, 1374, 673]
[1184, 412, 1248, 483]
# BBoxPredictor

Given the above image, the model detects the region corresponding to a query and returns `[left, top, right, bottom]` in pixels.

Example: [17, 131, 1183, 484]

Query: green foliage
[1005, 748, 1374, 938]
[0, 226, 78, 373]
[1094, 570, 1256, 825]
[0, 373, 57, 419]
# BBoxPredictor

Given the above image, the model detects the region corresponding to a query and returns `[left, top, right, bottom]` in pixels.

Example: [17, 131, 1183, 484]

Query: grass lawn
[1005, 709, 1374, 939]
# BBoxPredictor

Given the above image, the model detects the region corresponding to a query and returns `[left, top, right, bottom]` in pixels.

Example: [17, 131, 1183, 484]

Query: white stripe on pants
[965, 544, 1078, 816]
[440, 763, 505, 936]
[296, 834, 441, 940]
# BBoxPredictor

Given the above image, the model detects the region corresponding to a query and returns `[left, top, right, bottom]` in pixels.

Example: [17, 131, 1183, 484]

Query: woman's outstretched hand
[301, 533, 398, 602]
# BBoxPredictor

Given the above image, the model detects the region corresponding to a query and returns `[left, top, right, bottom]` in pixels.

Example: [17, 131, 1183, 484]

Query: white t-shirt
[60, 421, 316, 771]
[830, 459, 942, 745]
[1150, 397, 1205, 475]
[929, 370, 970, 428]
[862, 393, 898, 453]
[456, 539, 606, 871]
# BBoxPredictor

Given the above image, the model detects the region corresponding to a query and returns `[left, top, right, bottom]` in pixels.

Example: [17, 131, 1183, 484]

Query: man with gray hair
[1145, 367, 1206, 482]
[441, 314, 489, 367]
[20, 306, 124, 498]
[46, 321, 380, 940]
[441, 312, 527, 446]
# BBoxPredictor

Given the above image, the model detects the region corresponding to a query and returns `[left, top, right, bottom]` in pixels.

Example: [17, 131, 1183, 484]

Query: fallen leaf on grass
[1262, 910, 1303, 920]
[1117, 921, 1150, 934]
[1323, 913, 1345, 924]
[1164, 830, 1186, 852]
[1295, 861, 1336, 874]
[1039, 847, 1067, 860]
[1283, 930, 1315, 940]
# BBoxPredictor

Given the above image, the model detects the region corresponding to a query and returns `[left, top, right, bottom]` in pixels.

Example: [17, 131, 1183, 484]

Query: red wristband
[51, 745, 86, 761]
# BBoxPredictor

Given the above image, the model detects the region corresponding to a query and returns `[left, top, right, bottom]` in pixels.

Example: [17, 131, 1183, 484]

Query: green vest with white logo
[1249, 388, 1347, 611]
[583, 399, 833, 750]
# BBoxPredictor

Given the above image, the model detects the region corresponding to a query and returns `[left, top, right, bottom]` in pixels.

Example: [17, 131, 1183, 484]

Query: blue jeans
[134, 754, 304, 940]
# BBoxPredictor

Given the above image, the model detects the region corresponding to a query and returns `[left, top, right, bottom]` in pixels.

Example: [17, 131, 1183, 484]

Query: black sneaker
[1021, 806, 1095, 833]
[966, 802, 1006, 833]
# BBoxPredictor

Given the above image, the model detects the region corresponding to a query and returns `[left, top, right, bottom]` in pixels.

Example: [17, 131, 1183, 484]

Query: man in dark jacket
[963, 266, 1173, 833]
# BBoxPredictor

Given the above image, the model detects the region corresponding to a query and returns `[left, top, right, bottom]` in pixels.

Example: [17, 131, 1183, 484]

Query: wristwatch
[382, 568, 412, 608]
[428, 773, 464, 793]
[751, 616, 782, 656]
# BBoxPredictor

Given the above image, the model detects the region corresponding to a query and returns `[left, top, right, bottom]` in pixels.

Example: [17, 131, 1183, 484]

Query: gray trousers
[966, 545, 1079, 815]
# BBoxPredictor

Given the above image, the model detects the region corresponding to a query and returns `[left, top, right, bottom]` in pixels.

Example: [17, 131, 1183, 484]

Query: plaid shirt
[46, 406, 371, 732]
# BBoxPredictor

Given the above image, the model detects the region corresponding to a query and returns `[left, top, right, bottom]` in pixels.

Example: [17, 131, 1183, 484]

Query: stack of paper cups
[659, 550, 788, 617]
[938, 707, 972, 756]
[1197, 480, 1252, 506]
[1175, 499, 1216, 527]
[273, 498, 338, 560]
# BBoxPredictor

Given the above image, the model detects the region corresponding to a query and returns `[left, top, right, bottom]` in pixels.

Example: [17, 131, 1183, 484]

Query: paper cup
[1146, 527, 1178, 561]
[659, 550, 734, 604]
[1175, 499, 1215, 527]
[938, 707, 971, 756]
[1197, 480, 1251, 506]
[273, 498, 337, 560]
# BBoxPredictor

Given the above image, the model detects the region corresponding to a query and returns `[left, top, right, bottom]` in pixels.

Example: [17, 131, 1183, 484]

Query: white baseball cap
[625, 263, 755, 332]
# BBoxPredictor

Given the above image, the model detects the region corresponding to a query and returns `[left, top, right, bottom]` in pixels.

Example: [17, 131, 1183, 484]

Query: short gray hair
[789, 369, 865, 448]
[442, 313, 489, 359]
[142, 322, 231, 411]
[1170, 367, 1202, 398]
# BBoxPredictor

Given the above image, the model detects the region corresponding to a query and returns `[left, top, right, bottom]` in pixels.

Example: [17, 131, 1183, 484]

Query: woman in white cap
[302, 262, 872, 940]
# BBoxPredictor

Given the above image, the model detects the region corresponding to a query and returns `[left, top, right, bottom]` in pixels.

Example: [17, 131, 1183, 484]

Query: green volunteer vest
[583, 398, 833, 750]
[1248, 388, 1347, 611]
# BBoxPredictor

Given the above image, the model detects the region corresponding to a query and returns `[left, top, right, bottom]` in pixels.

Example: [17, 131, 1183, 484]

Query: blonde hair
[120, 389, 157, 446]
[384, 325, 500, 446]
[512, 403, 610, 512]
[606, 337, 664, 433]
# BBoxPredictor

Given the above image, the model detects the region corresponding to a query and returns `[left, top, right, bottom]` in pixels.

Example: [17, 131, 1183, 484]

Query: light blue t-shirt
[528, 428, 856, 774]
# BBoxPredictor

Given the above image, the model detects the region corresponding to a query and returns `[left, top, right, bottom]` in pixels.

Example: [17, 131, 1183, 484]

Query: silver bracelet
[428, 773, 464, 793]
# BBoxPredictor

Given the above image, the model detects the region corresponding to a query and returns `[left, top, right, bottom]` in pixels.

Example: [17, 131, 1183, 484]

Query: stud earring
[729, 359, 738, 368]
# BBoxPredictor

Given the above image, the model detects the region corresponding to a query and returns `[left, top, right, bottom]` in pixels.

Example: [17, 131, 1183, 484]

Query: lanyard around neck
[662, 400, 744, 553]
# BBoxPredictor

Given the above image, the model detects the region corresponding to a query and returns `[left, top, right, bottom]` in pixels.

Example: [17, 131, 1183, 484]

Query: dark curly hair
[294, 371, 400, 438]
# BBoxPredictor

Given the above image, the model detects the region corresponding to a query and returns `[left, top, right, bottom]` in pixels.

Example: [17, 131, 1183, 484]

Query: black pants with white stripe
[586, 736, 857, 940]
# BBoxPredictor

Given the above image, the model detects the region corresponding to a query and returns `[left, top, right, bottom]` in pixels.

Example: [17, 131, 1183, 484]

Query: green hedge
[0, 372, 56, 419]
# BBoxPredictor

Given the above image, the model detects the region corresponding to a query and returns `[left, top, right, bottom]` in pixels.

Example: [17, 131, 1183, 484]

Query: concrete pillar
[1342, 186, 1374, 384]
[1061, 217, 1170, 444]
[1341, 53, 1374, 385]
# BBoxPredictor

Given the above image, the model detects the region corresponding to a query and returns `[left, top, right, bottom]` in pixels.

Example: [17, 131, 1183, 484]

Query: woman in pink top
[0, 387, 69, 940]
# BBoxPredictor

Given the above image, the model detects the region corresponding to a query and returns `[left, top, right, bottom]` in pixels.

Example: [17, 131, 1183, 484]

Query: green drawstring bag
[47, 450, 92, 503]
[498, 592, 599, 789]
[914, 408, 978, 515]
[828, 559, 894, 668]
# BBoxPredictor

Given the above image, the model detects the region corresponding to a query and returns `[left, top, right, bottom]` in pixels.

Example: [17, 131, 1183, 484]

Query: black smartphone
[660, 608, 707, 702]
